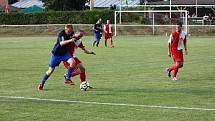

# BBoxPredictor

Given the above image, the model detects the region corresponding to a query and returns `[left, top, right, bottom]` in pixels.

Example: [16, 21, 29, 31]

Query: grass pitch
[0, 35, 215, 121]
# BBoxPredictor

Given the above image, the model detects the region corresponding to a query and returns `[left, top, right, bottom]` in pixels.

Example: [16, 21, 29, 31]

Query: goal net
[114, 10, 188, 36]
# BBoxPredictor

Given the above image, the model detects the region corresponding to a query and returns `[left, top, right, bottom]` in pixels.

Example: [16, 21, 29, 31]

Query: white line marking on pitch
[0, 96, 215, 111]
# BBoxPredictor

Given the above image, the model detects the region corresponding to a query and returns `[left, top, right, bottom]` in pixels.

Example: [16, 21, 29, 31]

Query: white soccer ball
[80, 81, 89, 91]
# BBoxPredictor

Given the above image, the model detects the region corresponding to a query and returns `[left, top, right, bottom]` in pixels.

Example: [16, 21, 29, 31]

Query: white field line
[0, 96, 215, 111]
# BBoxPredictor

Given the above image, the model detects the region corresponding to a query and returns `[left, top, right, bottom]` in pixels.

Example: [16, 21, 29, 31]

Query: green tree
[42, 0, 87, 11]
[8, 0, 18, 4]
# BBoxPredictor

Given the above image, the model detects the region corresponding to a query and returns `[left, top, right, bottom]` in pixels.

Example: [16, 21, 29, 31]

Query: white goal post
[114, 10, 188, 36]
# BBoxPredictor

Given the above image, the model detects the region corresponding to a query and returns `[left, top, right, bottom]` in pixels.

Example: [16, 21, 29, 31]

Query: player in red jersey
[63, 29, 95, 89]
[165, 22, 188, 81]
[104, 20, 114, 47]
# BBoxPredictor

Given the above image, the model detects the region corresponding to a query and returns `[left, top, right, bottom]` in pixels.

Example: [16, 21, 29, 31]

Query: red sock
[72, 71, 78, 77]
[168, 65, 177, 72]
[80, 72, 86, 82]
[173, 66, 179, 78]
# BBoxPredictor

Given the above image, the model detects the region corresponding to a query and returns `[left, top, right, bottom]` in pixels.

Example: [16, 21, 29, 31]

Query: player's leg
[96, 38, 100, 47]
[172, 61, 183, 80]
[77, 63, 93, 89]
[38, 54, 60, 91]
[38, 67, 55, 90]
[61, 52, 75, 85]
[110, 34, 114, 47]
[93, 32, 98, 47]
[104, 33, 108, 47]
[166, 50, 184, 80]
[96, 33, 102, 47]
[105, 39, 107, 47]
[64, 58, 75, 85]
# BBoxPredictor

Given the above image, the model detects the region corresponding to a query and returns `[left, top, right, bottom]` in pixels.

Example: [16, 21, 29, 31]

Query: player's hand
[184, 50, 188, 55]
[69, 38, 76, 42]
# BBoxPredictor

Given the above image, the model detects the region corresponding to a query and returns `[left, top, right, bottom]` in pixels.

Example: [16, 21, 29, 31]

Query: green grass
[0, 36, 215, 121]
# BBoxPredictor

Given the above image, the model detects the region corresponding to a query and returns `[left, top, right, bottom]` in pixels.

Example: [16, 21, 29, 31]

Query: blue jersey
[52, 30, 74, 56]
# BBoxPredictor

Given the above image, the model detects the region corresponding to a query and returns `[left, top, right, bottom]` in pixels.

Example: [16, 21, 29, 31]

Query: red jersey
[104, 24, 112, 34]
[168, 31, 186, 50]
[67, 39, 85, 56]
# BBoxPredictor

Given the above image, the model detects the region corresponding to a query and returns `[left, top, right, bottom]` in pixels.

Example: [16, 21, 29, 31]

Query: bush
[0, 10, 114, 25]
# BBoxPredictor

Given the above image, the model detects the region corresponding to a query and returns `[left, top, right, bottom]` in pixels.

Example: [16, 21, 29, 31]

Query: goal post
[114, 10, 188, 36]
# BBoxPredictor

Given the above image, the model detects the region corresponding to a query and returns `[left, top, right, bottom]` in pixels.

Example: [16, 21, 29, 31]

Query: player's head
[106, 20, 110, 24]
[65, 24, 73, 35]
[97, 18, 102, 24]
[176, 22, 182, 32]
[74, 29, 84, 39]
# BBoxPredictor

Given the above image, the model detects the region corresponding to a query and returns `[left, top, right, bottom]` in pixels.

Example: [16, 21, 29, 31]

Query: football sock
[80, 72, 86, 82]
[40, 73, 49, 87]
[66, 66, 73, 80]
[168, 65, 177, 72]
[72, 71, 78, 77]
[173, 66, 179, 78]
[93, 41, 96, 47]
[110, 39, 113, 46]
[105, 40, 107, 47]
[96, 41, 100, 47]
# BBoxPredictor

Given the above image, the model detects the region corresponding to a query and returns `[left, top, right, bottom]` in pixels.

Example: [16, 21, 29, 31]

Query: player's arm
[168, 34, 172, 57]
[104, 25, 107, 33]
[94, 24, 98, 32]
[82, 47, 96, 55]
[59, 36, 76, 46]
[183, 35, 188, 55]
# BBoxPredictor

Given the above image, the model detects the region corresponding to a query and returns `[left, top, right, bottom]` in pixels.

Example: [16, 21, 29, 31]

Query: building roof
[148, 0, 215, 5]
[94, 0, 140, 7]
[11, 0, 44, 9]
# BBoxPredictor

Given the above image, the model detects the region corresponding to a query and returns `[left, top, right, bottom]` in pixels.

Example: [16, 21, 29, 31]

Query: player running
[37, 24, 77, 91]
[104, 19, 114, 48]
[165, 22, 188, 81]
[63, 29, 95, 89]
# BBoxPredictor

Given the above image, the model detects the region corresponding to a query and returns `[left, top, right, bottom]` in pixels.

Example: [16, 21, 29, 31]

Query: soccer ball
[80, 81, 89, 91]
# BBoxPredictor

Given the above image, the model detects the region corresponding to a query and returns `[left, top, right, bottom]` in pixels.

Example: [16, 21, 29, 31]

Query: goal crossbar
[114, 10, 188, 36]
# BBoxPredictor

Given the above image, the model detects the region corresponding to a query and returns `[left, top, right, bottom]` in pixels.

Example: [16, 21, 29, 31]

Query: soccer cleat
[172, 77, 177, 81]
[165, 68, 171, 78]
[64, 79, 75, 85]
[37, 84, 43, 91]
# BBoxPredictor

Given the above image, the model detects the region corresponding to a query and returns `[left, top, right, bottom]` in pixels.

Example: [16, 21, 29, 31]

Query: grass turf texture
[0, 36, 215, 121]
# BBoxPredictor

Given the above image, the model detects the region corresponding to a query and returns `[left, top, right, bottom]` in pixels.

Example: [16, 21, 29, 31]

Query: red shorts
[171, 49, 184, 62]
[105, 33, 112, 40]
[63, 57, 82, 69]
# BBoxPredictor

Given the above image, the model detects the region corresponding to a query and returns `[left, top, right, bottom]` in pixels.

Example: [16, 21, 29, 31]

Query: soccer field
[0, 36, 215, 121]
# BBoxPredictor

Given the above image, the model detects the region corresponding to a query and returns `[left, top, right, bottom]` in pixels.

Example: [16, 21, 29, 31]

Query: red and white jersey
[67, 39, 85, 56]
[104, 24, 112, 34]
[168, 31, 186, 50]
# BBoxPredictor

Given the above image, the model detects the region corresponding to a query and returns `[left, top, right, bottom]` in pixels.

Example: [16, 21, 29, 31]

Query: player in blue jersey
[37, 24, 77, 91]
[93, 18, 103, 47]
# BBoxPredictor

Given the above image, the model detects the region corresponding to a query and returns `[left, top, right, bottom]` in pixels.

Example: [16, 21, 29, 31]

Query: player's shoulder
[57, 30, 65, 36]
[181, 31, 187, 36]
[171, 31, 178, 36]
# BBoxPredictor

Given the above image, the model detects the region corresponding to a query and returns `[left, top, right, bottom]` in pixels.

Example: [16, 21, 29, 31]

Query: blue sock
[40, 73, 49, 87]
[66, 66, 73, 80]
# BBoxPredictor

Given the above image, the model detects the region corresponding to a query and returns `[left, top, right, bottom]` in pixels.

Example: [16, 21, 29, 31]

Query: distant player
[63, 29, 95, 88]
[104, 20, 114, 47]
[165, 22, 188, 81]
[37, 24, 77, 91]
[93, 18, 103, 47]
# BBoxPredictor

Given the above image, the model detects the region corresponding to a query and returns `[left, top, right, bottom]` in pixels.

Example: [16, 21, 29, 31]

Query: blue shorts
[49, 52, 72, 68]
[94, 32, 102, 40]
